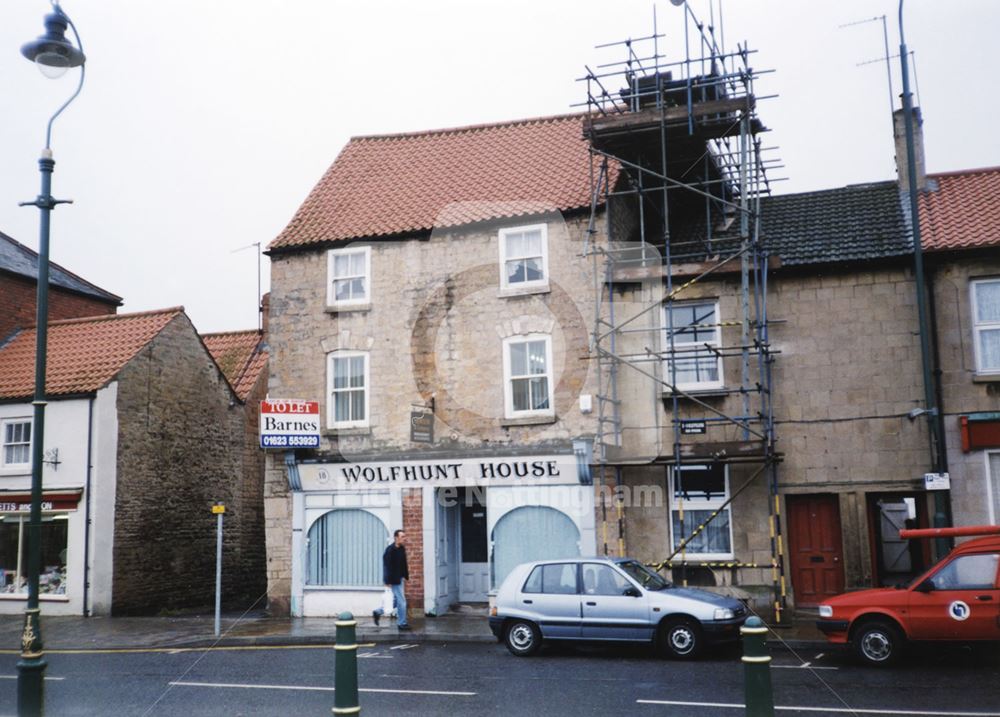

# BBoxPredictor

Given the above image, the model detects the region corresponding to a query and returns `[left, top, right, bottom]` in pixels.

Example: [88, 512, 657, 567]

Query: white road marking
[358, 652, 393, 659]
[636, 699, 1000, 716]
[171, 681, 476, 697]
[814, 653, 825, 660]
[771, 664, 837, 670]
[389, 644, 418, 650]
[800, 661, 812, 668]
[0, 676, 64, 681]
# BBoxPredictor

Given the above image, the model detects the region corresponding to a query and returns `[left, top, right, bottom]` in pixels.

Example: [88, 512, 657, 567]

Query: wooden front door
[787, 494, 845, 607]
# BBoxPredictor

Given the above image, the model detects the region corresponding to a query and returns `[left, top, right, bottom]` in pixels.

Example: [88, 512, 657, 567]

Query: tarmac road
[0, 640, 998, 716]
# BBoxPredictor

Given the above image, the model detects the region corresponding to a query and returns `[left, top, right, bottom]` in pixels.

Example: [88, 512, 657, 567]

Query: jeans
[374, 581, 408, 627]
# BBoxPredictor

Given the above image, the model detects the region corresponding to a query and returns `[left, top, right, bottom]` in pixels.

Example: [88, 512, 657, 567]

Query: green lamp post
[16, 4, 86, 715]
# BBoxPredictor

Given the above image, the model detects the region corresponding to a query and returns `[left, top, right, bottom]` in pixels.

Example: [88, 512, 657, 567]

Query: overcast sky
[1, 1, 997, 333]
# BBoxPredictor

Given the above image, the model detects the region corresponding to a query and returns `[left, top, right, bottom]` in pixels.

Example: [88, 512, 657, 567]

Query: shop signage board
[297, 453, 583, 491]
[260, 399, 321, 448]
[410, 410, 434, 443]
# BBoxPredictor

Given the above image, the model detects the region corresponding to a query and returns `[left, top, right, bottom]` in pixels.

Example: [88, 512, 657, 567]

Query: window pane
[675, 465, 727, 501]
[335, 279, 352, 302]
[527, 341, 547, 374]
[0, 518, 21, 592]
[541, 563, 577, 594]
[583, 564, 631, 596]
[350, 252, 365, 275]
[306, 509, 387, 586]
[530, 377, 549, 410]
[979, 329, 1000, 371]
[523, 257, 544, 282]
[334, 254, 351, 277]
[523, 566, 543, 594]
[929, 554, 1000, 590]
[351, 278, 366, 300]
[0, 518, 67, 595]
[975, 281, 1000, 323]
[522, 231, 542, 255]
[668, 303, 717, 345]
[509, 342, 528, 376]
[506, 259, 526, 284]
[672, 509, 731, 554]
[350, 389, 365, 421]
[334, 391, 350, 422]
[333, 358, 349, 389]
[511, 378, 531, 412]
[505, 233, 524, 257]
[349, 357, 365, 387]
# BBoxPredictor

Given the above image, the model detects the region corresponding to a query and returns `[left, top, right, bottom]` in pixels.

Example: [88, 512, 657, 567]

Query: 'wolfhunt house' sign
[297, 454, 583, 491]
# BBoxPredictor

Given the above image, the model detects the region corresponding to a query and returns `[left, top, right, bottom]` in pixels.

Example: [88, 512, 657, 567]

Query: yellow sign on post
[212, 504, 226, 514]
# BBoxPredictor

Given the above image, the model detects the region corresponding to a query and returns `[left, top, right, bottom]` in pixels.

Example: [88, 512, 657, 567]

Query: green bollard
[333, 611, 360, 715]
[741, 616, 775, 717]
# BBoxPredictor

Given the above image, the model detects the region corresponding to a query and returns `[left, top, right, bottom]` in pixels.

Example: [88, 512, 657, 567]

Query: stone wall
[0, 272, 116, 340]
[111, 314, 259, 614]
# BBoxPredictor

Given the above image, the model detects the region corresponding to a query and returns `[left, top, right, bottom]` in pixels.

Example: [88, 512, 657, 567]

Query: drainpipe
[82, 396, 94, 617]
[898, 0, 951, 553]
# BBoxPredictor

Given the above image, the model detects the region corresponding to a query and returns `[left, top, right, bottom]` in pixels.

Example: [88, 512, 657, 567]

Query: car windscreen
[618, 560, 670, 590]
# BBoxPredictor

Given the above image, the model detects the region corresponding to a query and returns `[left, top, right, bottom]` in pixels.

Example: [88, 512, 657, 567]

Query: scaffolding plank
[584, 97, 756, 137]
[611, 255, 781, 282]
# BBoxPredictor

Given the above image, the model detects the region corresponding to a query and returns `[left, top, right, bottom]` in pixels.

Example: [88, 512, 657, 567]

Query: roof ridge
[202, 329, 261, 338]
[768, 180, 897, 200]
[349, 111, 586, 142]
[42, 306, 185, 329]
[926, 165, 1000, 179]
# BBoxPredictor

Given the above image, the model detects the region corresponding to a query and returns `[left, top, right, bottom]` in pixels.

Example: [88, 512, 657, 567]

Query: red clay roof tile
[269, 113, 612, 250]
[0, 307, 183, 400]
[201, 330, 268, 402]
[920, 166, 1000, 252]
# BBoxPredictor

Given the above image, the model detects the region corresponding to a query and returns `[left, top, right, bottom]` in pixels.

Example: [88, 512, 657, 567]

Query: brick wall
[401, 488, 424, 610]
[111, 314, 261, 614]
[0, 272, 116, 340]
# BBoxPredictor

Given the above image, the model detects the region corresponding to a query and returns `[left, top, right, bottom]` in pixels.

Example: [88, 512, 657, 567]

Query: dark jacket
[382, 543, 409, 585]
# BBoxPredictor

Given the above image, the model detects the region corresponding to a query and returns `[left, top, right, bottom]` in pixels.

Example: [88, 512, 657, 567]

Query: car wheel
[852, 620, 903, 667]
[659, 618, 702, 659]
[504, 620, 541, 657]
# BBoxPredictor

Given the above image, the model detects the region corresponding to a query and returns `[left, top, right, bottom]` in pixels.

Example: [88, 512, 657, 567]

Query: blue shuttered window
[306, 509, 387, 587]
[491, 506, 580, 589]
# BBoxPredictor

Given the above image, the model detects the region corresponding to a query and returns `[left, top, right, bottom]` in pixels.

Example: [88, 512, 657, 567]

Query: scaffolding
[579, 5, 788, 622]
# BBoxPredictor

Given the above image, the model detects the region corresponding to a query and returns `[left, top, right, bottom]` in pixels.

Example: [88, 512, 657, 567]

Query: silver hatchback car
[489, 557, 747, 658]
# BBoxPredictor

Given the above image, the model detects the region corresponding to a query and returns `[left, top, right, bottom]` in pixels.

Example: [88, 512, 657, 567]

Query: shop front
[286, 449, 596, 617]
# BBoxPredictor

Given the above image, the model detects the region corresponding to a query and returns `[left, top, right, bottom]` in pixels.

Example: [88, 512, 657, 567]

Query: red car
[816, 527, 1000, 666]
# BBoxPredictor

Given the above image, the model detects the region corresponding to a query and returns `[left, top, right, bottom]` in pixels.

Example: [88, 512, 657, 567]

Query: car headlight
[818, 605, 833, 618]
[714, 608, 734, 620]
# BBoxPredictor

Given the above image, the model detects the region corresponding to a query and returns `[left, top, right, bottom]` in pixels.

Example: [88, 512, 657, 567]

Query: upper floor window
[326, 351, 369, 429]
[503, 335, 554, 418]
[670, 464, 733, 560]
[327, 246, 371, 308]
[499, 224, 548, 291]
[972, 279, 1000, 374]
[662, 301, 724, 391]
[2, 419, 31, 469]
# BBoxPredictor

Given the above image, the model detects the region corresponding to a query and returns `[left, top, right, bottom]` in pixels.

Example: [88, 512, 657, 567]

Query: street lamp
[16, 3, 86, 715]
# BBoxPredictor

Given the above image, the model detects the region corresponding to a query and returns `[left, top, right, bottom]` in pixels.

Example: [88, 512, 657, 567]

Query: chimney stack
[893, 106, 927, 192]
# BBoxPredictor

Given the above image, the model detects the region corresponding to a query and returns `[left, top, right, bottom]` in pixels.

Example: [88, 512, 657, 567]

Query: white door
[434, 490, 459, 615]
[459, 489, 490, 601]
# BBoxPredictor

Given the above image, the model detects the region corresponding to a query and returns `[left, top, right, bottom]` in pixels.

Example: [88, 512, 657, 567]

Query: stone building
[0, 308, 266, 615]
[263, 107, 997, 618]
[0, 230, 121, 340]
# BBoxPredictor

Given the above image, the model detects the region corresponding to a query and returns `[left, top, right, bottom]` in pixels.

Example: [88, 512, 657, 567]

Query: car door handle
[522, 599, 533, 604]
[976, 595, 993, 601]
[586, 601, 597, 606]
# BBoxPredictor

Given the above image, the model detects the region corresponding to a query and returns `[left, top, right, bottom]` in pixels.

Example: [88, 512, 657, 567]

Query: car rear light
[818, 605, 833, 618]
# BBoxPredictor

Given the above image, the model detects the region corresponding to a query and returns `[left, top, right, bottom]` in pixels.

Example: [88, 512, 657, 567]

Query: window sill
[972, 373, 1000, 384]
[498, 284, 550, 299]
[304, 585, 384, 592]
[662, 387, 728, 398]
[325, 303, 371, 314]
[500, 414, 557, 427]
[323, 427, 372, 437]
[0, 594, 70, 602]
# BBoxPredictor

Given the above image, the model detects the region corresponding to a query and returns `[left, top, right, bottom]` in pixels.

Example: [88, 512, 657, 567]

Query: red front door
[787, 494, 845, 607]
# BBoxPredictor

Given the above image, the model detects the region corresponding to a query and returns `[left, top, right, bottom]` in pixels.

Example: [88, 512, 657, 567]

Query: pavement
[0, 608, 829, 652]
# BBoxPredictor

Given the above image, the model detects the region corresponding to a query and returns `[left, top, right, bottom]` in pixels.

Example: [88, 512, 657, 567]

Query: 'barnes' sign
[297, 454, 582, 490]
[260, 399, 321, 448]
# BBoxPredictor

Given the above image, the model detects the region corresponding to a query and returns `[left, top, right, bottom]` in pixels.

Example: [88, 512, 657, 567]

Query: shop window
[662, 301, 724, 391]
[327, 246, 371, 308]
[2, 419, 31, 469]
[499, 224, 548, 291]
[972, 279, 1000, 374]
[0, 515, 68, 595]
[306, 509, 387, 587]
[670, 464, 733, 559]
[492, 505, 580, 588]
[503, 335, 554, 418]
[326, 351, 369, 429]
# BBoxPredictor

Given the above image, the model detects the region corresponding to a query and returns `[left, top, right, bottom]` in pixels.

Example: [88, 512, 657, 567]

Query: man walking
[373, 529, 410, 630]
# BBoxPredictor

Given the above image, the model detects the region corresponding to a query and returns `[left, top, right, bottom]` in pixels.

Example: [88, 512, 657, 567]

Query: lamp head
[21, 10, 86, 79]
